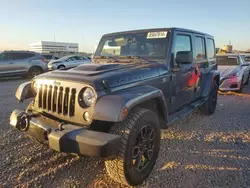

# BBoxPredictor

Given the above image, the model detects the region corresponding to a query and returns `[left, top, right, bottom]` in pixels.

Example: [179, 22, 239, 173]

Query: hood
[217, 65, 238, 77]
[35, 62, 160, 91]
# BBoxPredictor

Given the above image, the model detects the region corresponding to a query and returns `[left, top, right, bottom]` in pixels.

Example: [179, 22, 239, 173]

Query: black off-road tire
[28, 66, 43, 78]
[105, 108, 161, 186]
[57, 65, 65, 69]
[200, 82, 218, 115]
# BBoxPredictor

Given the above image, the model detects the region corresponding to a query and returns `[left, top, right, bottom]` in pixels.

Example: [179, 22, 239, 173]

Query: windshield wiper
[119, 55, 149, 64]
[94, 56, 118, 63]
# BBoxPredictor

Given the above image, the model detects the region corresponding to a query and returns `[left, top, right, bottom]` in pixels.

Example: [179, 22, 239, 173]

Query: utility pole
[54, 36, 56, 56]
[82, 36, 84, 54]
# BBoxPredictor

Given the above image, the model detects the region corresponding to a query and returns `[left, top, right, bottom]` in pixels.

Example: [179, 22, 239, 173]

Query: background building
[30, 41, 79, 57]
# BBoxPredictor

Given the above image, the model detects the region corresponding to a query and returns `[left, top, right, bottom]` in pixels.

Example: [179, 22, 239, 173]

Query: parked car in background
[0, 50, 48, 78]
[41, 53, 59, 63]
[241, 54, 250, 77]
[217, 54, 250, 92]
[47, 55, 91, 70]
[244, 54, 250, 62]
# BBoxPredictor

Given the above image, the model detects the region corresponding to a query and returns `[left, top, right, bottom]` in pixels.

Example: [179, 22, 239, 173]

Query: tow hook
[17, 113, 30, 132]
[44, 128, 52, 141]
[56, 122, 66, 131]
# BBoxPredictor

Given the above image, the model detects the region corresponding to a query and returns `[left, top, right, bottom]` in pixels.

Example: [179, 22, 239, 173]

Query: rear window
[194, 36, 206, 60]
[207, 38, 215, 59]
[216, 56, 239, 66]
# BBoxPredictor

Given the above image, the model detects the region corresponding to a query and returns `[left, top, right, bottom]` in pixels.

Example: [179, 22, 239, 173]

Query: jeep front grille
[37, 84, 76, 116]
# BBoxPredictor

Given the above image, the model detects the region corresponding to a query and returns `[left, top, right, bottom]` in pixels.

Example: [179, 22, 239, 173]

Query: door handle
[172, 67, 181, 72]
[172, 64, 181, 72]
[189, 67, 195, 71]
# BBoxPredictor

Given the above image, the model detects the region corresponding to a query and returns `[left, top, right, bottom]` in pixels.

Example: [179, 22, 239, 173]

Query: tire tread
[105, 108, 152, 185]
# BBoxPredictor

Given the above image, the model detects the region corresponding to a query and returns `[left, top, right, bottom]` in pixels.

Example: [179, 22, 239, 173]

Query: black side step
[167, 98, 206, 126]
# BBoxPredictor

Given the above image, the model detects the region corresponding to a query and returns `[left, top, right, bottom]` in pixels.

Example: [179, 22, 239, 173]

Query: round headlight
[32, 81, 39, 93]
[83, 87, 96, 107]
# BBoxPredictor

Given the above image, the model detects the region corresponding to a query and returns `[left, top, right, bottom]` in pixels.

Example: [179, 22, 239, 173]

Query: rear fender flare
[200, 70, 220, 97]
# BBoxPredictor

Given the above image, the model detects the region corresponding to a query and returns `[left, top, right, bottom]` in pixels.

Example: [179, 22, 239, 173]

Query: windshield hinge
[170, 75, 173, 81]
[170, 96, 176, 103]
[102, 80, 111, 93]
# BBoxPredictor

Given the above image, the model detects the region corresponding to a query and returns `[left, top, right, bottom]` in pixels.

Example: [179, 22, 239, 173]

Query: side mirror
[175, 51, 193, 64]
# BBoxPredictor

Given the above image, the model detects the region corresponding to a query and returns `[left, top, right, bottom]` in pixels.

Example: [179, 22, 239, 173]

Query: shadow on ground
[1, 78, 250, 188]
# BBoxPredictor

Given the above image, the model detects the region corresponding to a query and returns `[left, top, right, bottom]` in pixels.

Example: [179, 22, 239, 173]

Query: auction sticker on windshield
[147, 31, 168, 39]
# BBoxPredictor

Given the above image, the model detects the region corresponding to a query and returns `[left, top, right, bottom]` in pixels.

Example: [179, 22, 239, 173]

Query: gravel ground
[0, 78, 250, 188]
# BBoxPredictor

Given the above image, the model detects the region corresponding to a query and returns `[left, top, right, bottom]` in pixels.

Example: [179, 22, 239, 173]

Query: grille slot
[42, 85, 47, 110]
[63, 88, 70, 115]
[69, 89, 76, 116]
[38, 84, 76, 117]
[47, 85, 52, 111]
[57, 87, 63, 114]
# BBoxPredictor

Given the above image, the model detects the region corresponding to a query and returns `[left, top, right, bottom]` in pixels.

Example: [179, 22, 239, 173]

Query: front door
[0, 52, 15, 76]
[65, 57, 76, 68]
[74, 56, 86, 66]
[169, 33, 196, 112]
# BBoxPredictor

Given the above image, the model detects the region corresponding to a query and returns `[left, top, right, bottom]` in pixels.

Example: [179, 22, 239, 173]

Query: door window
[66, 57, 76, 62]
[207, 39, 215, 59]
[9, 53, 35, 60]
[173, 35, 192, 65]
[194, 37, 206, 60]
[75, 56, 85, 60]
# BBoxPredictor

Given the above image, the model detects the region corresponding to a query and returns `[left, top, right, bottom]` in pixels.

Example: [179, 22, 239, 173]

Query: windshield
[95, 31, 169, 57]
[216, 56, 239, 66]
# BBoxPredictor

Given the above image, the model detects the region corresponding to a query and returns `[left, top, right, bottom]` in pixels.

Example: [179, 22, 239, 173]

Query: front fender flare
[15, 81, 35, 102]
[93, 85, 168, 122]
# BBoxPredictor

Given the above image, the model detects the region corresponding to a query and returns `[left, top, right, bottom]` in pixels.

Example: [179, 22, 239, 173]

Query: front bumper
[10, 109, 121, 157]
[219, 76, 242, 91]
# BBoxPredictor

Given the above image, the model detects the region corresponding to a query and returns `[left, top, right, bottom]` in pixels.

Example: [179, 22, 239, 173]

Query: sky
[0, 0, 249, 53]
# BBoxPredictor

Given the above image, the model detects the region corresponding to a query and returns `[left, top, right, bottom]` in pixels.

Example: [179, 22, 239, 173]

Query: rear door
[193, 34, 207, 98]
[169, 32, 196, 111]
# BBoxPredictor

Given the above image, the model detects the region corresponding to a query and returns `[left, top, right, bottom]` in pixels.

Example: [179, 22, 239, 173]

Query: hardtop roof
[102, 27, 214, 38]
